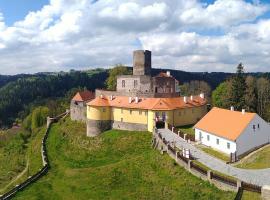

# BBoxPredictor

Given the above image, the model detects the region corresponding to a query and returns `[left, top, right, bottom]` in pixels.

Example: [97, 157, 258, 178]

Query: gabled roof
[194, 107, 256, 141]
[87, 95, 206, 110]
[72, 90, 95, 102]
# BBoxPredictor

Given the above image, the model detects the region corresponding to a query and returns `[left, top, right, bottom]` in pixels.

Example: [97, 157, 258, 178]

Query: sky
[0, 0, 270, 74]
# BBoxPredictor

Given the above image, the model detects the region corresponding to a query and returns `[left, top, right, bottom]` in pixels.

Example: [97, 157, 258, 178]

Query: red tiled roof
[194, 107, 256, 141]
[72, 90, 95, 102]
[87, 95, 206, 110]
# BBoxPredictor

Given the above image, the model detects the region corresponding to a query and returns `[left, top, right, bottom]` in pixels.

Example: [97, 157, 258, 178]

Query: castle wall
[111, 107, 148, 125]
[112, 121, 147, 131]
[87, 106, 111, 121]
[116, 75, 152, 95]
[70, 101, 87, 121]
[86, 119, 111, 137]
[173, 105, 208, 127]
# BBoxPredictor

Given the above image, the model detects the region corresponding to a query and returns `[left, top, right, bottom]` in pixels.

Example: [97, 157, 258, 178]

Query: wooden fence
[242, 182, 262, 193]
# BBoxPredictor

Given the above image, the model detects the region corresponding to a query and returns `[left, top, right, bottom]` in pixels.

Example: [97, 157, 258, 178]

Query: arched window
[122, 80, 125, 88]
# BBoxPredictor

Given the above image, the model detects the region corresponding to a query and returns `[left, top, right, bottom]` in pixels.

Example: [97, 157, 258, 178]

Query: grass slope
[236, 144, 270, 169]
[14, 118, 236, 200]
[0, 130, 26, 189]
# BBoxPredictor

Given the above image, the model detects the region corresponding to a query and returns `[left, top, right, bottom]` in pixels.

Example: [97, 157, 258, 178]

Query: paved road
[158, 128, 270, 187]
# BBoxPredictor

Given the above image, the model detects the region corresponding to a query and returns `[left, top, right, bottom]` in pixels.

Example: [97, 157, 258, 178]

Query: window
[178, 111, 181, 116]
[122, 80, 125, 88]
[139, 110, 142, 115]
[130, 110, 132, 115]
[102, 108, 106, 113]
[121, 118, 123, 122]
[258, 124, 260, 129]
[192, 109, 194, 113]
[121, 109, 123, 114]
[227, 142, 230, 149]
[207, 135, 210, 141]
[253, 125, 256, 131]
[216, 138, 219, 145]
[156, 112, 160, 117]
[134, 80, 138, 88]
[183, 110, 186, 114]
[145, 111, 147, 116]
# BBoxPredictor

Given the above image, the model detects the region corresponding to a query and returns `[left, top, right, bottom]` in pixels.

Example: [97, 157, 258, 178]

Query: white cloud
[0, 0, 269, 74]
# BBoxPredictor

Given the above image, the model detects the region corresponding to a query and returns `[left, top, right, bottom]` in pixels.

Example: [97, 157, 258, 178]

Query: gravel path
[158, 128, 270, 187]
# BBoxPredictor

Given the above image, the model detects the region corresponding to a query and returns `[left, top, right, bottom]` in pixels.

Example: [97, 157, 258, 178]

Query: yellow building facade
[86, 95, 207, 136]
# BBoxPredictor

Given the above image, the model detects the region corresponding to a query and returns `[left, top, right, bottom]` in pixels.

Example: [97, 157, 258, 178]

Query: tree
[230, 63, 247, 110]
[256, 77, 270, 119]
[31, 106, 49, 130]
[245, 76, 257, 112]
[105, 65, 132, 90]
[212, 81, 232, 108]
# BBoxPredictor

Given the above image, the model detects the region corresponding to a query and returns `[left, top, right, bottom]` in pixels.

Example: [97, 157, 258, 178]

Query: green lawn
[199, 146, 230, 162]
[236, 145, 270, 169]
[177, 125, 195, 136]
[13, 118, 236, 200]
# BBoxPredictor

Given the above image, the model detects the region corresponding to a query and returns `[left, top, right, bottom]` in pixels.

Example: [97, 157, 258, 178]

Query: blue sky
[0, 0, 48, 25]
[0, 0, 270, 74]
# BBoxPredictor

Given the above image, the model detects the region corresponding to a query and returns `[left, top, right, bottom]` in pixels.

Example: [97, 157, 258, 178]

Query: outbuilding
[194, 107, 270, 158]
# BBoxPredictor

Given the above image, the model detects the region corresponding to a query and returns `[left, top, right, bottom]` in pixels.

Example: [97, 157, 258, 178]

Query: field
[236, 144, 270, 169]
[0, 129, 27, 191]
[13, 118, 236, 200]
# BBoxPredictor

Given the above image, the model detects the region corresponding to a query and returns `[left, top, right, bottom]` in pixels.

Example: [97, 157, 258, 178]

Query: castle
[84, 50, 207, 137]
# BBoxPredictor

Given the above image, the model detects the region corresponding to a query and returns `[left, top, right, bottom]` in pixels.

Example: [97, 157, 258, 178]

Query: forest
[1, 65, 270, 129]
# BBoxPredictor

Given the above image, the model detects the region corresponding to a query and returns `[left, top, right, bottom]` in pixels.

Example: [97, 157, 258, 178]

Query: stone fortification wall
[112, 121, 147, 131]
[70, 100, 87, 121]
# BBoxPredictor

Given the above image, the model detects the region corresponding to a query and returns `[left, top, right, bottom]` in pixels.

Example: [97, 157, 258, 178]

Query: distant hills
[0, 67, 269, 128]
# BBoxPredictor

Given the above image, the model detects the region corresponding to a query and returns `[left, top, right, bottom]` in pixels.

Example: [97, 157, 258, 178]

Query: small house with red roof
[70, 90, 95, 121]
[194, 107, 270, 159]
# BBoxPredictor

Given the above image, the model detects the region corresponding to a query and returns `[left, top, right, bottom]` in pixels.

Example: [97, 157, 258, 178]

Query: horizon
[0, 0, 270, 74]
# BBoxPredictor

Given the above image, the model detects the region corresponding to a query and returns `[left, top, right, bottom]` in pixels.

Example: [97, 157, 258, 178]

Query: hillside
[13, 118, 235, 200]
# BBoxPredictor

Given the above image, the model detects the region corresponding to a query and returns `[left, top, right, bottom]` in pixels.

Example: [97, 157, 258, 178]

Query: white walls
[195, 128, 236, 154]
[236, 114, 270, 156]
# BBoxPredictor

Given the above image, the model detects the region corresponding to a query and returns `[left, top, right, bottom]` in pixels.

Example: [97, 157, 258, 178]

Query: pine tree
[230, 63, 247, 110]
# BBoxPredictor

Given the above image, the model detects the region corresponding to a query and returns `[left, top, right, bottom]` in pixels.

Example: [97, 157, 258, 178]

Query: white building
[194, 107, 270, 157]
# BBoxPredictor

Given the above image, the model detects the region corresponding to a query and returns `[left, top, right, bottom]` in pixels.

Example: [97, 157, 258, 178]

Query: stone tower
[133, 50, 151, 76]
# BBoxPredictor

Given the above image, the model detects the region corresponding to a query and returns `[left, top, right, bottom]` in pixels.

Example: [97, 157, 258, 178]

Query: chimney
[242, 109, 245, 115]
[135, 97, 139, 103]
[129, 97, 132, 104]
[166, 71, 171, 77]
[199, 93, 205, 99]
[190, 95, 194, 101]
[230, 106, 234, 111]
[184, 96, 187, 103]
